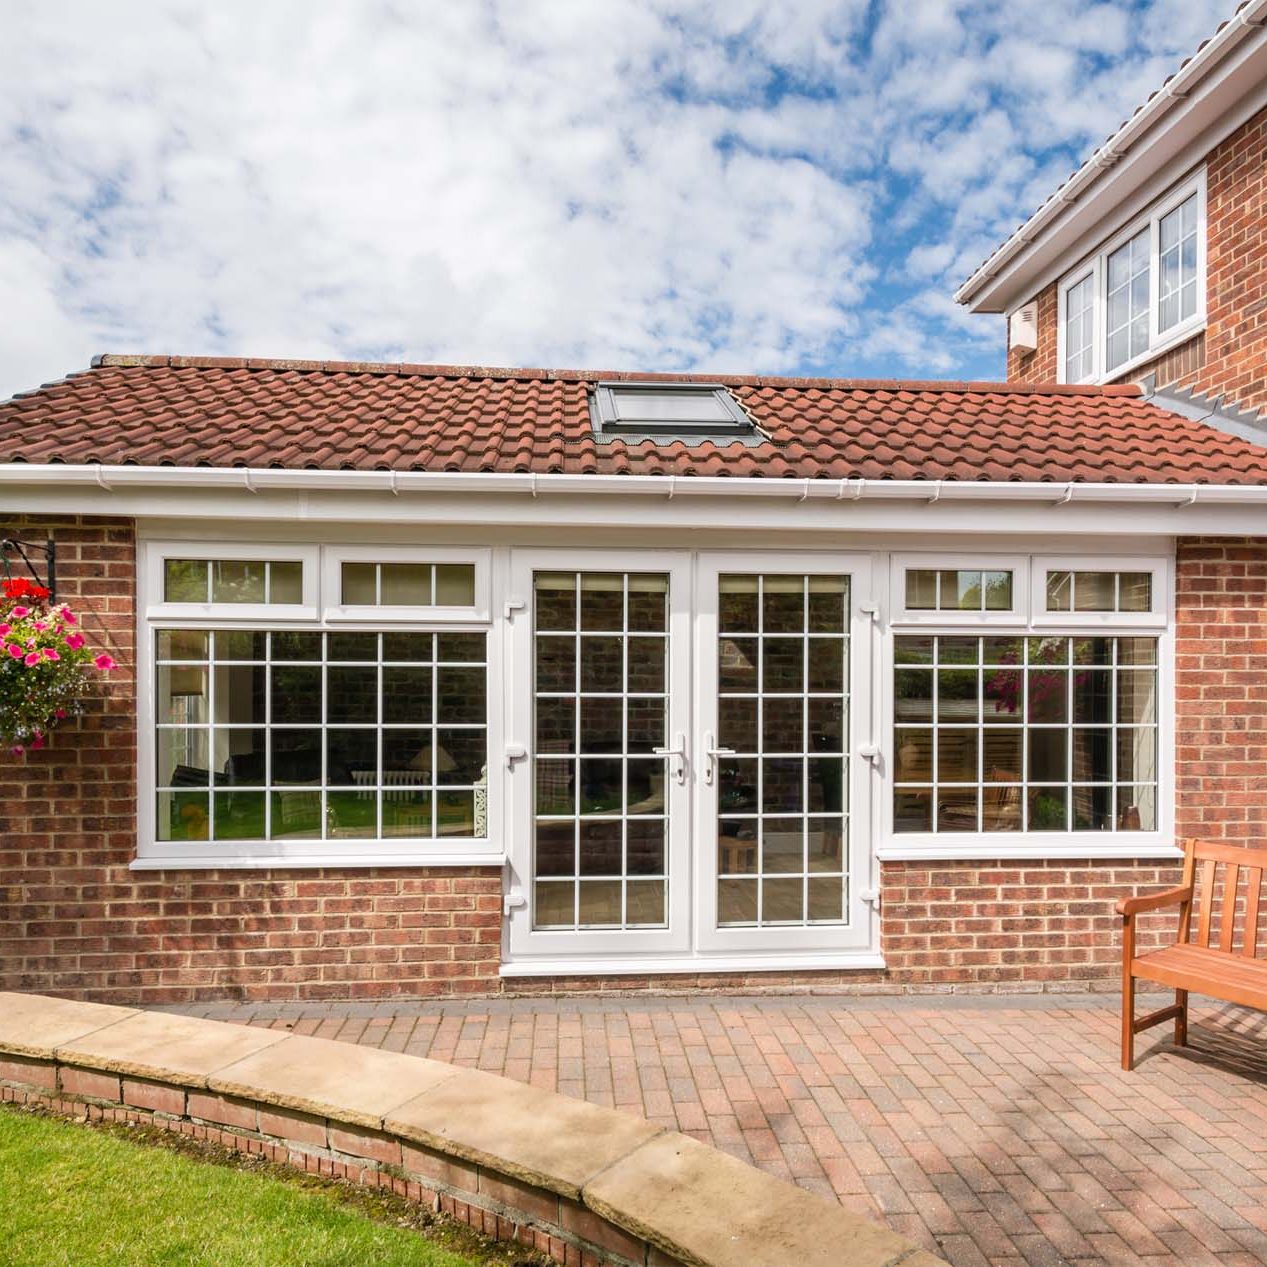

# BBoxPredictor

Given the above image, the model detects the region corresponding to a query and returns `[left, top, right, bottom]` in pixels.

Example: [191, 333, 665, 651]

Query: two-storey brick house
[3, 9, 1267, 1005]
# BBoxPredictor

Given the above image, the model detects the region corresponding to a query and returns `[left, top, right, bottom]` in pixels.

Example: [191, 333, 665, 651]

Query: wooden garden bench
[1118, 837, 1267, 1070]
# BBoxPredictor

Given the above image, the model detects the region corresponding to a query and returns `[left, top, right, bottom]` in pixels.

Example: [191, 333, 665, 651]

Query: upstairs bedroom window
[1057, 171, 1205, 384]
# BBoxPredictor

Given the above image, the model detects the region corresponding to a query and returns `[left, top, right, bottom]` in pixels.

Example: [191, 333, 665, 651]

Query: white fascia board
[958, 5, 1267, 313]
[7, 464, 1267, 536]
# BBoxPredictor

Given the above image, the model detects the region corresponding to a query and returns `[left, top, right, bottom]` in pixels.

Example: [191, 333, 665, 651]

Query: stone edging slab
[0, 992, 944, 1267]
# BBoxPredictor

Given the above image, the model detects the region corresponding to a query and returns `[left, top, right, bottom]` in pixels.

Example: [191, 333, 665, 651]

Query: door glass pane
[716, 574, 850, 928]
[532, 572, 670, 930]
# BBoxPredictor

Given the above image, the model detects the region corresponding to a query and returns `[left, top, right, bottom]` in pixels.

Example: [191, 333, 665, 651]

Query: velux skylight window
[591, 382, 754, 440]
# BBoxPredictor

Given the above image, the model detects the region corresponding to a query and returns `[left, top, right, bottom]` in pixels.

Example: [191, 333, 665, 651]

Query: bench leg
[1175, 989, 1188, 1048]
[1121, 970, 1135, 1071]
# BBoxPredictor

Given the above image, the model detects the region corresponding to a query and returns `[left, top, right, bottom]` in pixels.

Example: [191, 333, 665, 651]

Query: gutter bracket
[389, 471, 399, 496]
[926, 481, 943, 504]
[243, 469, 257, 494]
[94, 466, 112, 492]
[1053, 483, 1074, 506]
[798, 479, 811, 502]
[1176, 488, 1200, 509]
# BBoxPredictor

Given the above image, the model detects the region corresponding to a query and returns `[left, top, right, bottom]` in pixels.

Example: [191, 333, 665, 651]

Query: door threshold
[500, 951, 887, 977]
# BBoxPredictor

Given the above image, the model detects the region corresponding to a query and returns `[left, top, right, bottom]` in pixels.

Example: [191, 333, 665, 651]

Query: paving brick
[156, 989, 1267, 1267]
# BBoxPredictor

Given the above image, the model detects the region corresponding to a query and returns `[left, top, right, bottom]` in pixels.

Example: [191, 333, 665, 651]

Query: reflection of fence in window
[894, 635, 1158, 834]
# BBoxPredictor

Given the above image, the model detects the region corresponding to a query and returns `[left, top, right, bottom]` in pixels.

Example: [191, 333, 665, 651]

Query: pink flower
[42, 647, 59, 661]
[65, 632, 85, 650]
[30, 733, 45, 750]
[62, 608, 77, 625]
[32, 621, 47, 632]
[54, 708, 67, 719]
[94, 653, 116, 671]
[23, 651, 40, 666]
[0, 623, 9, 636]
[9, 745, 23, 756]
[11, 605, 29, 619]
[5, 643, 20, 659]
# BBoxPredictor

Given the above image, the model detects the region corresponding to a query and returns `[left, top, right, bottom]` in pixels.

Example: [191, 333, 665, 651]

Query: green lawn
[0, 1107, 479, 1267]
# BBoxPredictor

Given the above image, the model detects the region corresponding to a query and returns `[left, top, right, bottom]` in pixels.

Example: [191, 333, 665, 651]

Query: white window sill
[130, 849, 505, 871]
[1097, 319, 1206, 385]
[878, 838, 1182, 862]
[500, 951, 887, 977]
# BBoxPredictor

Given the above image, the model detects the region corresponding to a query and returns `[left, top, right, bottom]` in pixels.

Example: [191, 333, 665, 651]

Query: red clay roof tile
[1, 354, 1266, 485]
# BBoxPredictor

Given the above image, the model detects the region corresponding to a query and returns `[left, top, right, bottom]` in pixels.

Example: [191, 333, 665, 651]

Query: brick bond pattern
[1008, 106, 1267, 414]
[3, 517, 1264, 1002]
[167, 992, 1267, 1267]
[0, 514, 502, 1002]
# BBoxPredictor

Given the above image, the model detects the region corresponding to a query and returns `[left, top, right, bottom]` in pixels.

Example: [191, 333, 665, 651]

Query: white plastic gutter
[955, 0, 1267, 306]
[6, 462, 1267, 507]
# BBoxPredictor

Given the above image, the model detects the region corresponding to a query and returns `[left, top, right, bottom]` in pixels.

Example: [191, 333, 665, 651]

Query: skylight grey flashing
[590, 381, 763, 446]
[1143, 378, 1267, 449]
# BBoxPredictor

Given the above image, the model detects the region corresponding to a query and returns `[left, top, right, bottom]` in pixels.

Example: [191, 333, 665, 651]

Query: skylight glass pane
[610, 389, 733, 423]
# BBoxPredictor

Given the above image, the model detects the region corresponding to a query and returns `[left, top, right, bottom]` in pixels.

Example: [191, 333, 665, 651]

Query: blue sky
[0, 0, 1237, 398]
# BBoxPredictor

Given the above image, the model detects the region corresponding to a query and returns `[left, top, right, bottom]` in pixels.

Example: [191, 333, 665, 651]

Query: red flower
[1, 577, 50, 601]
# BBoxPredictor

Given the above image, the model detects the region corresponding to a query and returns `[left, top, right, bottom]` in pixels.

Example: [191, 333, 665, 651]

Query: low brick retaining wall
[0, 992, 941, 1267]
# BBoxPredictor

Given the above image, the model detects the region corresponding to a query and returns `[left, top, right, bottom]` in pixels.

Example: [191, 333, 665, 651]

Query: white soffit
[956, 2, 1267, 313]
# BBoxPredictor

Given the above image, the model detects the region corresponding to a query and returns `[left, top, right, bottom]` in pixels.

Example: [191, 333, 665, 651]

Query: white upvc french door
[694, 553, 876, 955]
[504, 549, 695, 961]
[503, 548, 877, 971]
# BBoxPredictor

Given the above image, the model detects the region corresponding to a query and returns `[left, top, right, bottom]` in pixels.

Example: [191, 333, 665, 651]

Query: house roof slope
[3, 354, 1267, 485]
[957, 0, 1267, 312]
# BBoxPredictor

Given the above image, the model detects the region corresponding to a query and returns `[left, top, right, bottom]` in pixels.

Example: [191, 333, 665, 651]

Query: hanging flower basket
[0, 577, 115, 754]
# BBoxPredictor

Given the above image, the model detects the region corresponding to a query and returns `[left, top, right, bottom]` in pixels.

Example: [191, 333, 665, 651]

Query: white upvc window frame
[134, 540, 502, 870]
[880, 550, 1177, 861]
[1031, 556, 1169, 629]
[1056, 167, 1207, 385]
[145, 541, 321, 622]
[323, 545, 492, 623]
[889, 554, 1028, 626]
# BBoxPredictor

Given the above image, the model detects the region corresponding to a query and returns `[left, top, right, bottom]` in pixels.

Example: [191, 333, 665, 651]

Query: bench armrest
[1116, 885, 1192, 918]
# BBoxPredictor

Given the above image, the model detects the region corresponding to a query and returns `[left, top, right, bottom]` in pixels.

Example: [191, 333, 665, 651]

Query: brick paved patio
[167, 992, 1267, 1266]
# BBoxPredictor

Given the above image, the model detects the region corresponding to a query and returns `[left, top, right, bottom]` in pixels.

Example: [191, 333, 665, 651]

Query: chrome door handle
[702, 731, 735, 786]
[652, 732, 687, 785]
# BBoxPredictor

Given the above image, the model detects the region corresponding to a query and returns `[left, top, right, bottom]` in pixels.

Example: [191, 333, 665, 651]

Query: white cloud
[0, 0, 1239, 398]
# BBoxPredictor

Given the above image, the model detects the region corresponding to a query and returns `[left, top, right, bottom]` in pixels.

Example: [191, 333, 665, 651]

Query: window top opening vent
[590, 382, 761, 446]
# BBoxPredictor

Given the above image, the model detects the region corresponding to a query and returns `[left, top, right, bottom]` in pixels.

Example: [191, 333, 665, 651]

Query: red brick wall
[1006, 282, 1058, 384]
[0, 514, 501, 1003]
[1174, 537, 1267, 846]
[879, 859, 1180, 987]
[1008, 107, 1267, 409]
[4, 516, 1258, 1003]
[1172, 108, 1267, 411]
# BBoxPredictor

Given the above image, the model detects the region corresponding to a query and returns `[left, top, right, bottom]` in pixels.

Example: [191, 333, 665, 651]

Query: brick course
[1, 516, 1257, 1001]
[0, 514, 500, 1004]
[1174, 536, 1267, 846]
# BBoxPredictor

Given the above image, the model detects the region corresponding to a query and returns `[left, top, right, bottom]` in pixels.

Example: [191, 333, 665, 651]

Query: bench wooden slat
[1120, 837, 1266, 1070]
[1247, 870, 1262, 959]
[1185, 838, 1267, 869]
[1198, 858, 1217, 947]
[1219, 865, 1240, 954]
